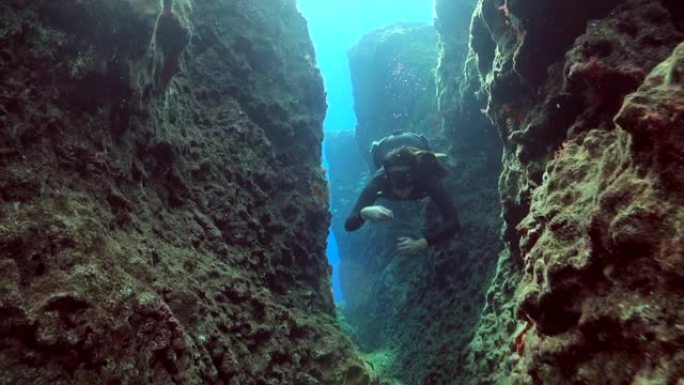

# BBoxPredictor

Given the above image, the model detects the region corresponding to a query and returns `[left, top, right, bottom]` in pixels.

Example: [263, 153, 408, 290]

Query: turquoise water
[297, 0, 434, 132]
[296, 0, 434, 303]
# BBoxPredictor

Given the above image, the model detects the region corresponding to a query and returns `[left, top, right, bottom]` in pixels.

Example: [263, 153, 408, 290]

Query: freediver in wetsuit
[344, 132, 461, 255]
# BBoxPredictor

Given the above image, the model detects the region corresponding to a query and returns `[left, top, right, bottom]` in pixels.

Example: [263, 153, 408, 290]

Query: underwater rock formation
[348, 24, 440, 165]
[514, 45, 684, 382]
[0, 0, 376, 384]
[458, 0, 684, 383]
[329, 11, 503, 384]
[154, 0, 190, 89]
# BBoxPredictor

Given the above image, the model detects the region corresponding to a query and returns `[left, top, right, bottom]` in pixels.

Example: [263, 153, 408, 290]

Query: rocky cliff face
[328, 12, 504, 384]
[458, 0, 684, 383]
[0, 1, 376, 384]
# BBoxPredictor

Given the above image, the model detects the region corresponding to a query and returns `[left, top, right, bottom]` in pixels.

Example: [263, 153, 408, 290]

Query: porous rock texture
[459, 0, 684, 383]
[0, 0, 377, 384]
[327, 10, 503, 384]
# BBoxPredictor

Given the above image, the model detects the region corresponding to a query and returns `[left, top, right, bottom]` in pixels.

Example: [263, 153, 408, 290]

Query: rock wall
[458, 0, 684, 383]
[0, 1, 377, 384]
[348, 24, 440, 165]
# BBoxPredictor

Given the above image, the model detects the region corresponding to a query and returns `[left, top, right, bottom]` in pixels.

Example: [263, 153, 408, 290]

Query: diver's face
[387, 165, 415, 195]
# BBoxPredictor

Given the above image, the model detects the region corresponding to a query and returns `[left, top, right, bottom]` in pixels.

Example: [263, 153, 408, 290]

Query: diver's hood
[371, 132, 430, 169]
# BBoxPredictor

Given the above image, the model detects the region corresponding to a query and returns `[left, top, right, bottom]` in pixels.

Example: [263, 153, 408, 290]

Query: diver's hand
[397, 237, 428, 256]
[360, 205, 394, 222]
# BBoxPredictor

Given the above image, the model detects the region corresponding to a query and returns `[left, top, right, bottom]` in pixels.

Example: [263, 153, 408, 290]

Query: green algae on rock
[459, 0, 684, 383]
[514, 42, 684, 383]
[0, 0, 377, 384]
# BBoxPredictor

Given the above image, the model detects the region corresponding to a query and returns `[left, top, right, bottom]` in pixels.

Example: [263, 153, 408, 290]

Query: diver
[344, 132, 461, 255]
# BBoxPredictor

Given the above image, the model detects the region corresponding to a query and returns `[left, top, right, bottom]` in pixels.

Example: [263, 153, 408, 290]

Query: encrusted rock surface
[0, 0, 376, 384]
[512, 41, 684, 384]
[459, 0, 684, 383]
[4, 0, 682, 383]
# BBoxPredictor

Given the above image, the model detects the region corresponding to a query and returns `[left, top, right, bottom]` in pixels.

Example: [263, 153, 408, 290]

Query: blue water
[296, 0, 434, 303]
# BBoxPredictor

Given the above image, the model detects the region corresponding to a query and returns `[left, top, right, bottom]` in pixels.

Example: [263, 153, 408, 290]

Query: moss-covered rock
[513, 43, 684, 383]
[0, 0, 376, 383]
[458, 0, 684, 383]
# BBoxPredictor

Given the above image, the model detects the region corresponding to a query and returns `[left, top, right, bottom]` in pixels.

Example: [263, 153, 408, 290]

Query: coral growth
[513, 321, 533, 356]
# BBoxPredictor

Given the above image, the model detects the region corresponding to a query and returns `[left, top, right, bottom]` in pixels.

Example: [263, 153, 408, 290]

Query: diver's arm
[344, 175, 383, 231]
[423, 177, 461, 245]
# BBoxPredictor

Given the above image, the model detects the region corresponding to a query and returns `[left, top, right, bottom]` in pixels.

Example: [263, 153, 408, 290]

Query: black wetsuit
[344, 168, 460, 245]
